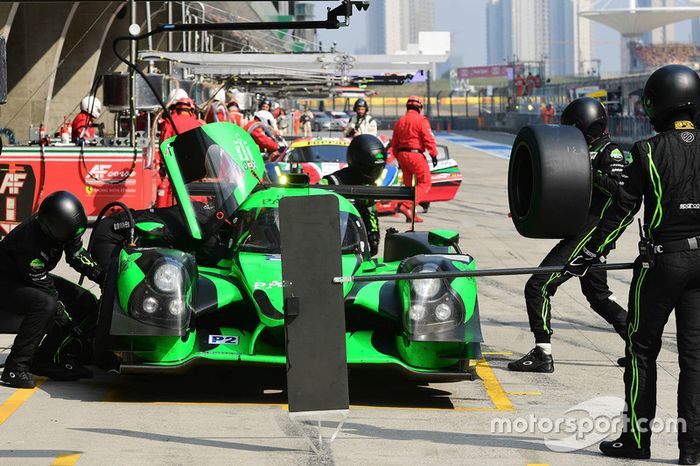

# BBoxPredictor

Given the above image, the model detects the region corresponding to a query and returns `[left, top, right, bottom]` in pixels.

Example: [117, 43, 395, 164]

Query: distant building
[486, 0, 594, 77]
[367, 0, 435, 55]
[639, 0, 676, 44]
[486, 0, 513, 65]
[549, 0, 594, 76]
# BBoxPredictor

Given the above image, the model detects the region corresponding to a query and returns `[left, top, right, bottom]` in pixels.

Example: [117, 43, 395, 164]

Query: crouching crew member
[509, 97, 629, 373]
[321, 134, 387, 257]
[564, 65, 700, 465]
[0, 192, 103, 388]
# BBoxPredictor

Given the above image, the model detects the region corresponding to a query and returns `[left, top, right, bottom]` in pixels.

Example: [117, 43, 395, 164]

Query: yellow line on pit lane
[51, 453, 81, 465]
[475, 359, 514, 411]
[0, 378, 45, 426]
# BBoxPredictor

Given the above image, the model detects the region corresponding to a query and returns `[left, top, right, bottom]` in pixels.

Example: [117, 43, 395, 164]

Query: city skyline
[316, 0, 700, 77]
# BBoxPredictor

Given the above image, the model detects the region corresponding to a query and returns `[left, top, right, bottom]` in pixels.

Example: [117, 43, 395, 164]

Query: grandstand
[632, 43, 700, 70]
[580, 0, 700, 72]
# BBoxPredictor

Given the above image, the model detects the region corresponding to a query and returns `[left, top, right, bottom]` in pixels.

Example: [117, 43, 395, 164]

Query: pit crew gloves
[564, 247, 603, 277]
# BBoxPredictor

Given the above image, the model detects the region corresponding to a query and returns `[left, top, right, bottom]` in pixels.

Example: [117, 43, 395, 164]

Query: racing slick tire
[507, 124, 591, 239]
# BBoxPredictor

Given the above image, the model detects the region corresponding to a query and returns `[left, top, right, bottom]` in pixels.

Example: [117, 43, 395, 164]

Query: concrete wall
[0, 1, 284, 141]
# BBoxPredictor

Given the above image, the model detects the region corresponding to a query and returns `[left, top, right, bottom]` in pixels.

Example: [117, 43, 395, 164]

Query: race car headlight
[412, 265, 442, 299]
[152, 262, 183, 293]
[399, 260, 466, 341]
[413, 277, 441, 299]
[142, 296, 159, 314]
[435, 302, 453, 321]
[127, 251, 196, 331]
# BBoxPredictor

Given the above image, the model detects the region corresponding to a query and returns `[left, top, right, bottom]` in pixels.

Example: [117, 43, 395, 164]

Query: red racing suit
[244, 120, 280, 159]
[158, 110, 205, 147]
[72, 111, 95, 141]
[390, 109, 438, 206]
[228, 110, 244, 126]
[205, 103, 228, 123]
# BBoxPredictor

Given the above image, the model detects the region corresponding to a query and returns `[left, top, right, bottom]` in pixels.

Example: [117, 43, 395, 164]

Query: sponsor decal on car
[208, 335, 240, 345]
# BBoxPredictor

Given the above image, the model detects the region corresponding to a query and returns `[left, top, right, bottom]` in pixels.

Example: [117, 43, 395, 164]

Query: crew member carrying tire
[0, 191, 103, 388]
[344, 98, 377, 137]
[564, 65, 700, 465]
[72, 96, 102, 144]
[321, 134, 387, 257]
[509, 97, 629, 374]
[245, 110, 284, 161]
[390, 96, 438, 223]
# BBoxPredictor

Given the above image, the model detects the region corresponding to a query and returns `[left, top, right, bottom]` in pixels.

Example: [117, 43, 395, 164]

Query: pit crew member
[159, 97, 204, 146]
[0, 192, 103, 388]
[344, 98, 377, 137]
[245, 110, 283, 161]
[205, 90, 228, 123]
[72, 96, 101, 144]
[321, 134, 387, 257]
[509, 97, 629, 373]
[90, 202, 222, 274]
[390, 96, 438, 223]
[565, 65, 700, 464]
[227, 99, 244, 126]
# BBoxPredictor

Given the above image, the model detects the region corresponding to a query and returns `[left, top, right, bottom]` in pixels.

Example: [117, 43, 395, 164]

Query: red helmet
[406, 95, 423, 111]
[226, 99, 239, 109]
[173, 97, 195, 112]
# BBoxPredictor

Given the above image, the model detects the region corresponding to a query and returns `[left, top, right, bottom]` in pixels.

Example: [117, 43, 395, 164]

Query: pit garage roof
[138, 50, 445, 94]
[579, 6, 700, 36]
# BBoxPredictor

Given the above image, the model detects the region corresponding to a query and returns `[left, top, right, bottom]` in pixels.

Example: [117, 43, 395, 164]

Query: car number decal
[208, 335, 240, 345]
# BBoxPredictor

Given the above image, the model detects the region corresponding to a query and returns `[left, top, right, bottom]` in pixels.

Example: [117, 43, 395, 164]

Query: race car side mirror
[135, 221, 167, 240]
[428, 230, 460, 248]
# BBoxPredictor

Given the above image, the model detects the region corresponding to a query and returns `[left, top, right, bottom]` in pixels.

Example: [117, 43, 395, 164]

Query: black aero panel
[383, 231, 450, 263]
[253, 289, 283, 320]
[192, 276, 218, 317]
[280, 195, 349, 413]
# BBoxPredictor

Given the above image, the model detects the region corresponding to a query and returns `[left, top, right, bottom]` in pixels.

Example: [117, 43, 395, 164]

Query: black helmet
[347, 134, 387, 182]
[258, 97, 271, 109]
[643, 64, 700, 131]
[37, 191, 87, 243]
[560, 97, 608, 144]
[353, 98, 369, 113]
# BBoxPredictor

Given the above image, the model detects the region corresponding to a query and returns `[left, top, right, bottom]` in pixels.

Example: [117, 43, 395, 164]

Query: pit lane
[0, 131, 684, 465]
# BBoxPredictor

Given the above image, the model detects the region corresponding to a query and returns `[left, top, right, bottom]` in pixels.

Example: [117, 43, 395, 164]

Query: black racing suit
[0, 216, 102, 372]
[524, 135, 628, 344]
[322, 167, 380, 256]
[585, 123, 700, 452]
[91, 203, 224, 273]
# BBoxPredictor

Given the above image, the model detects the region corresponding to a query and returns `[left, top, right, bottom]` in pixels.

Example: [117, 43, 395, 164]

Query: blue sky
[316, 0, 696, 76]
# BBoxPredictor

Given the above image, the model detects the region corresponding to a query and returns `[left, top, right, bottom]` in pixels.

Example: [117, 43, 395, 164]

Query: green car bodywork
[95, 122, 482, 381]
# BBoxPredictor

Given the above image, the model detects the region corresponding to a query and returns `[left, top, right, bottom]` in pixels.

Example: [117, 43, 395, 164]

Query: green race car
[95, 122, 482, 381]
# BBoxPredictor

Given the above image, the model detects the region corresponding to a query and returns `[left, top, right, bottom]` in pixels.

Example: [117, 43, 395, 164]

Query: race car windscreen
[231, 207, 366, 255]
[287, 144, 349, 163]
[170, 130, 246, 232]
